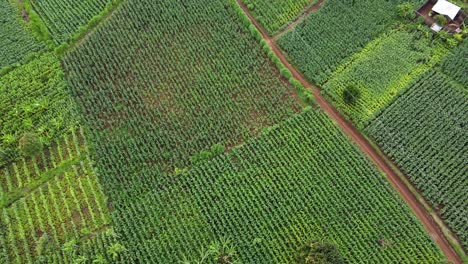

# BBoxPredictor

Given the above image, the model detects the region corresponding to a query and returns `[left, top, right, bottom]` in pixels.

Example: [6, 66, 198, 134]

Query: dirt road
[236, 0, 462, 263]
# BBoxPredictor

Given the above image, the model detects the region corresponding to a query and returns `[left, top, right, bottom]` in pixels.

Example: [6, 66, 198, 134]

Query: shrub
[295, 240, 344, 264]
[397, 3, 416, 20]
[18, 133, 42, 157]
[342, 85, 360, 105]
[434, 14, 447, 26]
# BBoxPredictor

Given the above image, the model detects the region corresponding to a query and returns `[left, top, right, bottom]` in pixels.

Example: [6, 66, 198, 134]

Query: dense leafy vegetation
[277, 0, 422, 85]
[322, 30, 446, 128]
[0, 53, 79, 166]
[30, 0, 113, 44]
[439, 39, 468, 86]
[0, 129, 112, 263]
[241, 0, 318, 35]
[0, 0, 43, 71]
[365, 70, 467, 250]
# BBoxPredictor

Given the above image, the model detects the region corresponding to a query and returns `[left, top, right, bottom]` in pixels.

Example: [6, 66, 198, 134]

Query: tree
[434, 14, 447, 26]
[295, 240, 345, 264]
[397, 3, 416, 20]
[18, 132, 42, 157]
[342, 85, 360, 105]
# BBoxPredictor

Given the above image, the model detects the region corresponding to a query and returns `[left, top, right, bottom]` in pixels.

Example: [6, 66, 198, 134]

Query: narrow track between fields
[235, 0, 463, 263]
[273, 0, 325, 41]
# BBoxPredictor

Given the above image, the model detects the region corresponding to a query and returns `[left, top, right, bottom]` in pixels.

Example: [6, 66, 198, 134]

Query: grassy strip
[0, 155, 85, 208]
[55, 0, 123, 56]
[364, 135, 467, 262]
[11, 0, 53, 47]
[233, 1, 315, 106]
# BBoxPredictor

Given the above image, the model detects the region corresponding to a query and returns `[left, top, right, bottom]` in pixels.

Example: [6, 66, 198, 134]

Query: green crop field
[0, 53, 79, 166]
[0, 0, 466, 262]
[241, 0, 318, 35]
[62, 0, 302, 196]
[0, 1, 43, 71]
[365, 70, 468, 249]
[30, 0, 114, 44]
[101, 109, 444, 263]
[0, 128, 112, 263]
[277, 0, 422, 85]
[322, 30, 447, 128]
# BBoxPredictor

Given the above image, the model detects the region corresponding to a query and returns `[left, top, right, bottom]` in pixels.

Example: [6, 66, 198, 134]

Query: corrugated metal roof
[432, 0, 461, 20]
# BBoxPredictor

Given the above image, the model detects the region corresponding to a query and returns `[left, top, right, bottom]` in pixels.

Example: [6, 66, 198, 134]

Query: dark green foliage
[342, 85, 360, 105]
[18, 133, 42, 157]
[295, 240, 345, 264]
[439, 40, 468, 86]
[434, 14, 448, 27]
[0, 1, 44, 71]
[30, 0, 114, 44]
[397, 2, 417, 20]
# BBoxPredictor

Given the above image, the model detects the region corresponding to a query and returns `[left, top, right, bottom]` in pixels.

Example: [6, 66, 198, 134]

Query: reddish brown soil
[236, 1, 462, 263]
[274, 0, 325, 40]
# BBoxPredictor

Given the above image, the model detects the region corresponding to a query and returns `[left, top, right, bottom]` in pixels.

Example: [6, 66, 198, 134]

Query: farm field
[0, 0, 466, 262]
[0, 0, 43, 71]
[62, 0, 302, 197]
[365, 69, 468, 249]
[0, 129, 112, 263]
[277, 0, 422, 85]
[240, 0, 318, 35]
[0, 53, 79, 166]
[322, 30, 447, 128]
[29, 0, 114, 44]
[102, 109, 445, 263]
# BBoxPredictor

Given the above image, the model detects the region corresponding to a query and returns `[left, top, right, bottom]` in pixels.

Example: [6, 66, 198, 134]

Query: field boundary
[273, 0, 325, 41]
[235, 0, 463, 262]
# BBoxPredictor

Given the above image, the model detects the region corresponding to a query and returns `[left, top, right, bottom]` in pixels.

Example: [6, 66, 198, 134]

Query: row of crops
[0, 53, 79, 167]
[0, 0, 43, 71]
[365, 70, 468, 249]
[0, 128, 112, 263]
[62, 0, 302, 198]
[439, 39, 468, 86]
[277, 0, 422, 85]
[240, 0, 318, 35]
[30, 0, 114, 44]
[104, 109, 445, 263]
[322, 30, 447, 128]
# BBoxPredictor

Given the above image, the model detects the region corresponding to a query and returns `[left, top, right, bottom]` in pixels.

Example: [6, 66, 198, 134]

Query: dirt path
[236, 0, 462, 263]
[273, 0, 325, 41]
